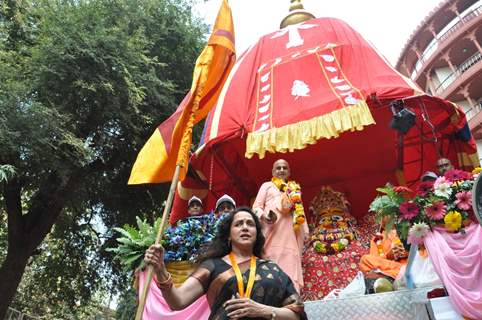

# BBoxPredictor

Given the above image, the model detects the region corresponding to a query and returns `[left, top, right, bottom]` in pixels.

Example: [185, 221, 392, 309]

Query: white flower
[408, 222, 430, 239]
[434, 182, 452, 198]
[340, 238, 349, 246]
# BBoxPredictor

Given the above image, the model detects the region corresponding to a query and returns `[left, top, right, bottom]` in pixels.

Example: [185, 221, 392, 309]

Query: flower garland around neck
[271, 176, 306, 231]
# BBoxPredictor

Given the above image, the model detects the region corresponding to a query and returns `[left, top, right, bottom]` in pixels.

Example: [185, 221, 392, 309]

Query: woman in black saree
[144, 206, 307, 320]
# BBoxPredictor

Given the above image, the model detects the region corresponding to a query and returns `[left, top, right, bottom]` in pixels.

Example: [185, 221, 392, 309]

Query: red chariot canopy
[169, 17, 478, 224]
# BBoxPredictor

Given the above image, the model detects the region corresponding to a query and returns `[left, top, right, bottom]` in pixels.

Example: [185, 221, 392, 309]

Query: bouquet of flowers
[108, 213, 228, 271]
[162, 213, 226, 262]
[369, 168, 480, 245]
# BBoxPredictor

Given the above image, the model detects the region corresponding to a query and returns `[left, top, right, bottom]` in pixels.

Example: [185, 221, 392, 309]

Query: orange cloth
[359, 230, 407, 279]
[253, 181, 308, 292]
[128, 0, 235, 184]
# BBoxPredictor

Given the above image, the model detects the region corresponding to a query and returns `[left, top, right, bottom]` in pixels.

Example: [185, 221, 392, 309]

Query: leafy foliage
[115, 288, 138, 320]
[0, 0, 207, 317]
[0, 165, 15, 183]
[107, 217, 161, 272]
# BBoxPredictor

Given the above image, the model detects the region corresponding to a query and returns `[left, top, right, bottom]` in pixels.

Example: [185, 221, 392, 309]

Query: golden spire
[280, 0, 316, 29]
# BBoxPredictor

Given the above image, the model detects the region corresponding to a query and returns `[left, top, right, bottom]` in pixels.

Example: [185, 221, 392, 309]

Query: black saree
[191, 257, 307, 320]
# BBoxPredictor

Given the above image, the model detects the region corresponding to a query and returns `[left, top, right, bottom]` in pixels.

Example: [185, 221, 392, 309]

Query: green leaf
[113, 227, 136, 241]
[397, 221, 410, 240]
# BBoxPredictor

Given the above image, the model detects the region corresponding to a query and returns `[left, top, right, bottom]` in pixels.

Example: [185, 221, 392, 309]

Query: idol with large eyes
[310, 210, 356, 255]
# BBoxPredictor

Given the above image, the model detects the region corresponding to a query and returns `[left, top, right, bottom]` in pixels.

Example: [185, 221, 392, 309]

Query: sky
[194, 0, 444, 65]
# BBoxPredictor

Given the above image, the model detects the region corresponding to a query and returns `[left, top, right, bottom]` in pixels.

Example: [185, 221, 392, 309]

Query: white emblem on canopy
[291, 80, 310, 100]
[271, 23, 317, 49]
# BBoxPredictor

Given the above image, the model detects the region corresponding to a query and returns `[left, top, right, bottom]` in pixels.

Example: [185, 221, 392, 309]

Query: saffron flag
[128, 0, 235, 184]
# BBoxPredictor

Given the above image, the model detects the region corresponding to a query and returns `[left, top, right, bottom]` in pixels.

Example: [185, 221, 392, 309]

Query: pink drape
[138, 270, 210, 320]
[424, 223, 482, 319]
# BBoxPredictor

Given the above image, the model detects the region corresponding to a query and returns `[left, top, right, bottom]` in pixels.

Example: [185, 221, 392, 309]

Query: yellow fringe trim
[246, 101, 375, 159]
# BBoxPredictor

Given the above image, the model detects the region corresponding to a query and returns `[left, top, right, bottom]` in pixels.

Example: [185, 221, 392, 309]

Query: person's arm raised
[144, 244, 205, 310]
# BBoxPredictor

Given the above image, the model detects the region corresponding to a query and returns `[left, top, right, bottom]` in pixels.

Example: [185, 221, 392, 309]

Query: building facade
[396, 0, 482, 159]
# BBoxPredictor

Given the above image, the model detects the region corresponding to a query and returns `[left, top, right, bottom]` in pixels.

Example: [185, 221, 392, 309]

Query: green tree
[0, 0, 206, 317]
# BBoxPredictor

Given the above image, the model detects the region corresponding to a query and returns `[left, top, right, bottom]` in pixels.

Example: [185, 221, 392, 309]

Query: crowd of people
[144, 157, 459, 319]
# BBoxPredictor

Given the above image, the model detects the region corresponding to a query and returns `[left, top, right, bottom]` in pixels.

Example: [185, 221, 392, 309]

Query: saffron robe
[253, 181, 308, 291]
[359, 229, 407, 279]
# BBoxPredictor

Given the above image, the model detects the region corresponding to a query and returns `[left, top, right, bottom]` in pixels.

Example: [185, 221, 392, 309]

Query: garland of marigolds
[271, 177, 306, 231]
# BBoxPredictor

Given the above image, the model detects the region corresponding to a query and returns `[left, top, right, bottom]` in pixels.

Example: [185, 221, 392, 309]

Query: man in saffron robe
[359, 220, 408, 280]
[252, 159, 308, 292]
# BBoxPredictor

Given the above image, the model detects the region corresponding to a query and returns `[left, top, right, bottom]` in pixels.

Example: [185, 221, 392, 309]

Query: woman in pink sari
[253, 159, 309, 291]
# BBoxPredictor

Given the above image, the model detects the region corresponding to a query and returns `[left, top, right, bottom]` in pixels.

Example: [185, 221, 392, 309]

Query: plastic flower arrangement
[369, 168, 478, 245]
[162, 213, 228, 262]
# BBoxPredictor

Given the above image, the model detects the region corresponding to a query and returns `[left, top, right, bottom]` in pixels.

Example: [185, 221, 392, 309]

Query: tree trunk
[0, 172, 81, 319]
[0, 249, 30, 318]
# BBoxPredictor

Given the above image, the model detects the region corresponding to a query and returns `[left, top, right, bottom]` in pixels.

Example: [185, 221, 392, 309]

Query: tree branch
[23, 170, 83, 253]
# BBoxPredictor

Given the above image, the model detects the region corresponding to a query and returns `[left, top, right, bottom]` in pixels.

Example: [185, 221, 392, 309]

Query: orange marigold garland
[271, 177, 306, 231]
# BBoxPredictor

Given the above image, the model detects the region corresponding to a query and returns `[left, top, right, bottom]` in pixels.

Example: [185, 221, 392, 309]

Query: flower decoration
[455, 191, 472, 211]
[444, 169, 471, 182]
[472, 167, 481, 179]
[434, 177, 452, 199]
[425, 201, 446, 220]
[444, 211, 462, 232]
[407, 222, 429, 245]
[162, 213, 223, 262]
[394, 186, 414, 199]
[313, 241, 327, 254]
[369, 168, 476, 241]
[272, 177, 306, 231]
[417, 181, 434, 197]
[400, 201, 420, 220]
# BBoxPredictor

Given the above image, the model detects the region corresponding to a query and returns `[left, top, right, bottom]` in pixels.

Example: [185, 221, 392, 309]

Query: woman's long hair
[199, 206, 265, 262]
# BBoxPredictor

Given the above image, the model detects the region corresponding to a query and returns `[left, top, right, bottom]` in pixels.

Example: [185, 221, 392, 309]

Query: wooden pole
[134, 164, 182, 320]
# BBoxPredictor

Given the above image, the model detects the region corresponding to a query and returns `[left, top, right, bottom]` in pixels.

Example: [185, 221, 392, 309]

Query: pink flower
[425, 201, 446, 220]
[455, 191, 472, 211]
[416, 181, 434, 196]
[444, 169, 470, 182]
[434, 176, 448, 188]
[400, 201, 420, 220]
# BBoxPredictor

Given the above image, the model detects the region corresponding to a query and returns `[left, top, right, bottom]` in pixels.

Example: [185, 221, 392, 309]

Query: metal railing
[466, 100, 482, 120]
[3, 308, 39, 320]
[438, 5, 482, 44]
[434, 51, 482, 94]
[413, 5, 482, 77]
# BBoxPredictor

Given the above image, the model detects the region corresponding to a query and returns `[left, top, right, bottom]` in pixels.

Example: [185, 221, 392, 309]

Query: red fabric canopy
[169, 18, 478, 224]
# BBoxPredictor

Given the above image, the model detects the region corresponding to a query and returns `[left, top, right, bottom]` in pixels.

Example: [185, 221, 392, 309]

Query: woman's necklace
[228, 252, 257, 298]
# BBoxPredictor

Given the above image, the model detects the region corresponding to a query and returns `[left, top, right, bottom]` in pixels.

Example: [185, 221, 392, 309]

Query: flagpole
[134, 164, 182, 320]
